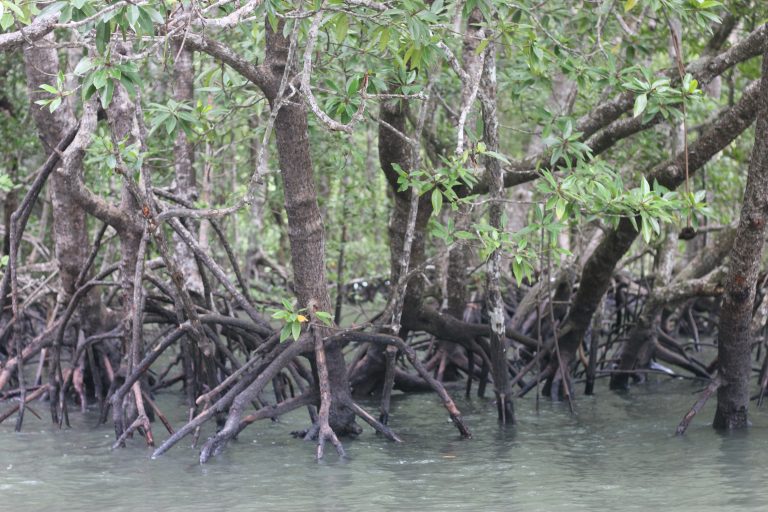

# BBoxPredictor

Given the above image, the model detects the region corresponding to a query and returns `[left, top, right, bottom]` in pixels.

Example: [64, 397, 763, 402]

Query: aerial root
[676, 376, 720, 436]
[0, 386, 47, 424]
[312, 318, 345, 460]
[316, 422, 345, 460]
[141, 389, 174, 435]
[326, 331, 472, 439]
[111, 413, 152, 450]
[378, 344, 397, 425]
[345, 399, 402, 443]
[158, 325, 466, 464]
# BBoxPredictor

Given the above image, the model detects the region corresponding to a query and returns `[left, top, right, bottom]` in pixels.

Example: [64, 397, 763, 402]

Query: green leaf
[119, 74, 136, 96]
[164, 116, 177, 135]
[555, 198, 566, 220]
[267, 10, 278, 33]
[95, 21, 110, 54]
[334, 13, 348, 42]
[291, 321, 301, 341]
[640, 215, 652, 243]
[0, 174, 14, 192]
[280, 325, 291, 343]
[4, 1, 22, 18]
[127, 4, 140, 26]
[315, 311, 333, 326]
[100, 79, 114, 109]
[512, 259, 523, 284]
[483, 150, 511, 165]
[144, 7, 165, 24]
[431, 188, 443, 214]
[137, 9, 154, 35]
[633, 93, 647, 118]
[625, 0, 639, 11]
[475, 38, 489, 56]
[73, 57, 93, 76]
[0, 13, 13, 31]
[48, 97, 62, 112]
[92, 69, 107, 89]
[641, 177, 650, 196]
[38, 1, 66, 18]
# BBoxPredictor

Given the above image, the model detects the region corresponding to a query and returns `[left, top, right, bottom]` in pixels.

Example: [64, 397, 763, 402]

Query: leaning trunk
[543, 79, 761, 398]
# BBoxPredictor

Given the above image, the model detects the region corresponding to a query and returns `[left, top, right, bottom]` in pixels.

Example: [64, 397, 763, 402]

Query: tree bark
[713, 52, 768, 430]
[481, 41, 515, 423]
[171, 42, 204, 295]
[23, 38, 91, 304]
[264, 23, 358, 435]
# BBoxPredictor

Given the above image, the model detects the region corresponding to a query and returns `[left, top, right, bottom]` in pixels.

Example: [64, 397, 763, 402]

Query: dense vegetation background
[1, 0, 768, 461]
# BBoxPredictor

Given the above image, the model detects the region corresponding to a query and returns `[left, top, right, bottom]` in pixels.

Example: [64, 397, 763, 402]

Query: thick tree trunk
[23, 39, 91, 304]
[23, 39, 111, 419]
[264, 24, 358, 435]
[380, 100, 432, 318]
[481, 42, 515, 423]
[104, 82, 145, 361]
[713, 53, 768, 430]
[444, 7, 482, 321]
[348, 97, 431, 396]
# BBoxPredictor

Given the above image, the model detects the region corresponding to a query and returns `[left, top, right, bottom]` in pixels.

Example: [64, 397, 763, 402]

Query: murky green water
[2, 378, 768, 511]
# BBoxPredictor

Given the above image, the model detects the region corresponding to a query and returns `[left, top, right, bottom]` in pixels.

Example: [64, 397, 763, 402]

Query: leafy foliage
[271, 300, 332, 342]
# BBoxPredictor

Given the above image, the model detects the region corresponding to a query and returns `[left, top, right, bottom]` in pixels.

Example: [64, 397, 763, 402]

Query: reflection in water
[2, 378, 768, 512]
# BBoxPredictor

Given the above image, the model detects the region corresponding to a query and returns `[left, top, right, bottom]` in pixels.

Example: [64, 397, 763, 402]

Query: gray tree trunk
[171, 42, 204, 295]
[23, 37, 101, 330]
[481, 42, 515, 423]
[713, 52, 768, 430]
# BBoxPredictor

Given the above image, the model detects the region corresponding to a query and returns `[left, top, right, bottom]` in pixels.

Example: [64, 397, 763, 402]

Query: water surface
[2, 378, 767, 511]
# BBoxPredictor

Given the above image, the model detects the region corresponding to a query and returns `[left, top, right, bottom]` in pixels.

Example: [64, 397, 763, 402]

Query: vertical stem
[481, 41, 514, 424]
[9, 214, 26, 431]
[714, 52, 768, 430]
[334, 177, 350, 325]
[379, 345, 397, 425]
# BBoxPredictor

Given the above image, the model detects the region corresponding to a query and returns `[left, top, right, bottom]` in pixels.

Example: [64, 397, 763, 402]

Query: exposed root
[0, 385, 47, 424]
[153, 334, 309, 461]
[309, 308, 346, 460]
[327, 331, 472, 438]
[141, 390, 174, 435]
[111, 413, 152, 450]
[676, 377, 720, 436]
[346, 399, 402, 443]
[379, 345, 397, 425]
[131, 382, 154, 447]
[239, 392, 315, 427]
